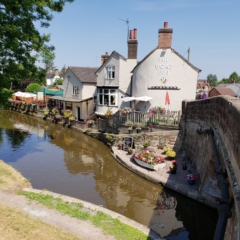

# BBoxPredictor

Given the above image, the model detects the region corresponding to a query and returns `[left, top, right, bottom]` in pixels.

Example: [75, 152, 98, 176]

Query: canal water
[0, 110, 218, 239]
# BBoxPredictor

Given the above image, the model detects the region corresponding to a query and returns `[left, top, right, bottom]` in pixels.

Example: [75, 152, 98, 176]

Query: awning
[135, 96, 153, 102]
[121, 96, 136, 102]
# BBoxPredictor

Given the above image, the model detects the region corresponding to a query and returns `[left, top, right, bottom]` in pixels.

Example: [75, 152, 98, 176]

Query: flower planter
[187, 179, 195, 185]
[133, 157, 164, 171]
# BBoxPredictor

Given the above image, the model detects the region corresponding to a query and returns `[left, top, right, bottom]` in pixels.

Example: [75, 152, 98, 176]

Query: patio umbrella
[135, 96, 153, 101]
[121, 96, 136, 102]
[165, 92, 170, 108]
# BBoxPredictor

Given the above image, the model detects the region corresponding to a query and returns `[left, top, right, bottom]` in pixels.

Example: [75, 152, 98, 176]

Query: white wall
[63, 69, 83, 100]
[95, 54, 137, 116]
[97, 53, 120, 87]
[132, 48, 199, 111]
[82, 84, 96, 99]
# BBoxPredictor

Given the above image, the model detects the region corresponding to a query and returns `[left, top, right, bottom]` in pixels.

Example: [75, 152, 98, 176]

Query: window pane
[112, 71, 115, 79]
[104, 89, 108, 93]
[104, 94, 109, 104]
[110, 89, 116, 93]
[99, 95, 103, 104]
[110, 96, 116, 105]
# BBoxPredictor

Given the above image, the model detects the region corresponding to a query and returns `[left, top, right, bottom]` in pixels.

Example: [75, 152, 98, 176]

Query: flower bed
[133, 150, 165, 170]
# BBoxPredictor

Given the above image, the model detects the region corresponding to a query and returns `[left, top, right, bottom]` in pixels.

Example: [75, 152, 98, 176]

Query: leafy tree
[229, 72, 240, 83]
[53, 78, 63, 86]
[218, 78, 229, 84]
[25, 83, 42, 93]
[0, 0, 74, 89]
[0, 88, 13, 109]
[207, 74, 218, 87]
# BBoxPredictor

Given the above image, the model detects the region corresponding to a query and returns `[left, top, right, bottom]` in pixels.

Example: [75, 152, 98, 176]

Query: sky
[37, 0, 240, 81]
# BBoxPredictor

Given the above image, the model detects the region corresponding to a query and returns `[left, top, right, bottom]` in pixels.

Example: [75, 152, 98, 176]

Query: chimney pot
[129, 30, 133, 39]
[133, 28, 137, 39]
[164, 22, 168, 28]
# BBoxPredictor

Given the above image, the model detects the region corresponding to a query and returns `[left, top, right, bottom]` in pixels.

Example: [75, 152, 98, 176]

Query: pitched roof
[131, 47, 201, 73]
[210, 87, 237, 97]
[95, 51, 127, 74]
[68, 67, 98, 83]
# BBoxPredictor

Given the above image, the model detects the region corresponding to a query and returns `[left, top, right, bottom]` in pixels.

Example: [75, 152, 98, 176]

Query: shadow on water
[0, 110, 218, 239]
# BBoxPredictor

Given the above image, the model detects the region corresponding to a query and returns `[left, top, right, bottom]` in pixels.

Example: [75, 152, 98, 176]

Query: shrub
[25, 83, 42, 93]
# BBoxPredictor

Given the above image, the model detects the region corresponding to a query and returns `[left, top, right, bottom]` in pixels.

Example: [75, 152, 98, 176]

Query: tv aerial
[118, 18, 129, 41]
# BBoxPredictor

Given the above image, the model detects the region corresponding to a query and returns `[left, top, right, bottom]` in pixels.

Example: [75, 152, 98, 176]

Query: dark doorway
[77, 106, 80, 121]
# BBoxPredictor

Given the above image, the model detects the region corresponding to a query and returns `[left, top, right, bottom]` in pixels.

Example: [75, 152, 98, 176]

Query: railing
[98, 118, 107, 132]
[108, 110, 181, 127]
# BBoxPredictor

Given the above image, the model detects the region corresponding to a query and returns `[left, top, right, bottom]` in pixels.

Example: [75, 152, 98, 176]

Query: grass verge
[0, 201, 80, 240]
[19, 190, 153, 240]
[0, 160, 31, 193]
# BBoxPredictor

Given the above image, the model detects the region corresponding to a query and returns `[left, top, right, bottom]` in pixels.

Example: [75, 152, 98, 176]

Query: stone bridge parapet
[180, 96, 240, 240]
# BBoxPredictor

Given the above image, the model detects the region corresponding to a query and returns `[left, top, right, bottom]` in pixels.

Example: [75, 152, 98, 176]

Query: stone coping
[22, 188, 163, 240]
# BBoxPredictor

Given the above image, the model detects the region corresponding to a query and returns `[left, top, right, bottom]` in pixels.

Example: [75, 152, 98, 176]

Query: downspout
[205, 129, 232, 240]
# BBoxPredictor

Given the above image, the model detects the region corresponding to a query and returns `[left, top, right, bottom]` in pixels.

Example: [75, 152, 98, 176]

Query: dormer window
[106, 66, 115, 79]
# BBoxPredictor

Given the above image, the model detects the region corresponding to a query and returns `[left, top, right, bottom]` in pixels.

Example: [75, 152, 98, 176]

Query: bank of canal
[0, 110, 218, 239]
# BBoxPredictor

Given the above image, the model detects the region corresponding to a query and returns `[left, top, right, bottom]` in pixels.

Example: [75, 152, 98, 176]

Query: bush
[25, 83, 42, 93]
[0, 88, 13, 109]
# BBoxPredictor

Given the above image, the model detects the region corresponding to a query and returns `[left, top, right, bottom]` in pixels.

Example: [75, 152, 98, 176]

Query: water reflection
[0, 110, 217, 239]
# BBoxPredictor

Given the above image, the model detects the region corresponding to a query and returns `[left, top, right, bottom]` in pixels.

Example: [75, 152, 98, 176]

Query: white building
[50, 66, 97, 121]
[131, 22, 201, 112]
[94, 29, 138, 116]
[46, 69, 63, 86]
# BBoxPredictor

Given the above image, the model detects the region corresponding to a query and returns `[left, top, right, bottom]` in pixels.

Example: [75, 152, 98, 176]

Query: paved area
[112, 147, 200, 201]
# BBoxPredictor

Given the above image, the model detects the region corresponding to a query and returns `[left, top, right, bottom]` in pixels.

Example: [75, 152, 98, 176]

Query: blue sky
[38, 0, 240, 81]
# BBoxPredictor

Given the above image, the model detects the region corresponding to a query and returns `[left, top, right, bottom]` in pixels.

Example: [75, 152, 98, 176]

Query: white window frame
[106, 65, 115, 79]
[97, 88, 118, 106]
[73, 86, 79, 95]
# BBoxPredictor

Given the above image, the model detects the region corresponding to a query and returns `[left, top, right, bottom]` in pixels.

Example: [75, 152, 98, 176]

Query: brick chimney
[101, 52, 109, 65]
[158, 22, 173, 49]
[54, 69, 59, 76]
[128, 28, 138, 59]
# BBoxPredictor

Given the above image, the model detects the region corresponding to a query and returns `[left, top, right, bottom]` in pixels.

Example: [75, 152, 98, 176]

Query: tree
[60, 64, 67, 75]
[229, 72, 240, 83]
[207, 74, 218, 87]
[0, 0, 74, 89]
[53, 78, 63, 86]
[218, 78, 228, 84]
[25, 83, 42, 93]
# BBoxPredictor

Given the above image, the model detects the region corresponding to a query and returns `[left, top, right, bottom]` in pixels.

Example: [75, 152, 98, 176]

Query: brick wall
[180, 95, 240, 240]
[208, 88, 220, 98]
[128, 39, 138, 59]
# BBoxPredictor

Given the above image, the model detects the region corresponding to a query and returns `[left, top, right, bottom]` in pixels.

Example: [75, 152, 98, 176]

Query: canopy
[135, 96, 153, 102]
[13, 91, 36, 98]
[121, 96, 136, 102]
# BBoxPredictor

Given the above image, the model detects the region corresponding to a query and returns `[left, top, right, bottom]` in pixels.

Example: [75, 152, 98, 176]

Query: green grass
[19, 190, 153, 240]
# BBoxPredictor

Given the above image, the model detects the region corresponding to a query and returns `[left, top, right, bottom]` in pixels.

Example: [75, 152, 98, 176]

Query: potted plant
[64, 109, 72, 118]
[166, 150, 176, 159]
[117, 142, 123, 150]
[149, 123, 154, 132]
[143, 141, 150, 149]
[87, 119, 95, 127]
[156, 106, 166, 114]
[133, 150, 165, 170]
[127, 147, 133, 155]
[136, 126, 142, 133]
[169, 160, 177, 174]
[186, 174, 197, 185]
[121, 107, 132, 115]
[55, 114, 62, 123]
[128, 126, 133, 134]
[163, 146, 171, 153]
[105, 109, 112, 118]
